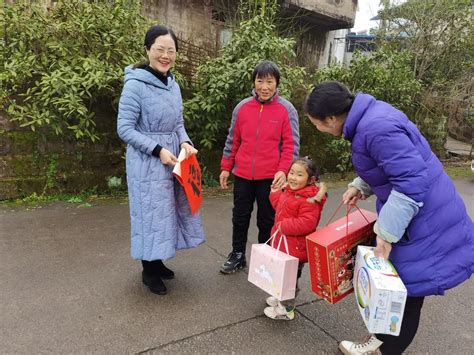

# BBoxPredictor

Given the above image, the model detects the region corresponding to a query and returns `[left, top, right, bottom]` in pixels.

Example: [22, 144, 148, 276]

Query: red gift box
[306, 206, 377, 304]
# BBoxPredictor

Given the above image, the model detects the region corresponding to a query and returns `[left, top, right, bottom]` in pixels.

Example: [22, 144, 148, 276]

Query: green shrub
[308, 48, 423, 175]
[0, 0, 150, 141]
[183, 0, 306, 150]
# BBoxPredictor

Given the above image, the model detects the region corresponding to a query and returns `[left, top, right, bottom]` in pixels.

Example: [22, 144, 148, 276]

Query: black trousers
[377, 296, 425, 355]
[232, 176, 275, 253]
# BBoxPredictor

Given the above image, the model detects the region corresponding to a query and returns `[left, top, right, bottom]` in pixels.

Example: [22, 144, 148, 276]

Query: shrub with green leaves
[183, 0, 306, 150]
[0, 0, 150, 141]
[309, 48, 423, 175]
[313, 49, 422, 111]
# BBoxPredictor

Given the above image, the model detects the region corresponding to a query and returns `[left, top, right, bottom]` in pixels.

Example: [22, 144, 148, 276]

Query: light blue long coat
[117, 65, 205, 261]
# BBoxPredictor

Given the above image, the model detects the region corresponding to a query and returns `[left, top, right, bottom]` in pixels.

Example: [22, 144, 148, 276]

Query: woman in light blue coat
[117, 25, 205, 295]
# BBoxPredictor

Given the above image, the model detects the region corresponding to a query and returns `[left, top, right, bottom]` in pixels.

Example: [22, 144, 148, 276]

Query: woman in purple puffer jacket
[304, 81, 473, 355]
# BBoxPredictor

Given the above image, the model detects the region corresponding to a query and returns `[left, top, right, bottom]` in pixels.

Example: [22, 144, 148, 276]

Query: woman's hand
[342, 186, 363, 205]
[374, 236, 392, 260]
[271, 171, 286, 190]
[315, 182, 328, 202]
[180, 142, 198, 159]
[159, 148, 178, 166]
[220, 170, 230, 189]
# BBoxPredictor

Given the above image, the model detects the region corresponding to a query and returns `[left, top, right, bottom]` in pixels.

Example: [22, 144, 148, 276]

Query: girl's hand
[374, 236, 392, 260]
[180, 142, 198, 159]
[159, 148, 178, 166]
[271, 171, 286, 190]
[271, 182, 287, 193]
[342, 187, 363, 205]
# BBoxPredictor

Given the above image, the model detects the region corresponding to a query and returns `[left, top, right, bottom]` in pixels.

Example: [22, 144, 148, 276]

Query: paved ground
[445, 136, 472, 158]
[1, 179, 473, 354]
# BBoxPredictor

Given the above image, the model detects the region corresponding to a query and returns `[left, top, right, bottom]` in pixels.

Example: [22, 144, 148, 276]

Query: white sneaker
[266, 296, 279, 307]
[263, 303, 295, 320]
[339, 334, 383, 354]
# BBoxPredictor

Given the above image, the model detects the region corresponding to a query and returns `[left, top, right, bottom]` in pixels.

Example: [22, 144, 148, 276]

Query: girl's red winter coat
[269, 185, 326, 263]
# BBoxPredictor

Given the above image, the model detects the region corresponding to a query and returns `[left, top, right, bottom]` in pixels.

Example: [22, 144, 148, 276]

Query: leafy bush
[183, 0, 306, 150]
[377, 0, 473, 156]
[0, 0, 150, 141]
[309, 48, 423, 175]
[312, 49, 422, 111]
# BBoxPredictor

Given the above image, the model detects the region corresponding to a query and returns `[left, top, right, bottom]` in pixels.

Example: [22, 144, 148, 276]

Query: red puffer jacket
[269, 185, 326, 263]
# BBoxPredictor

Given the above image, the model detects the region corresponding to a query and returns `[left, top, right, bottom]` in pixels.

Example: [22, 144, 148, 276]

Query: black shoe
[154, 260, 175, 280]
[142, 271, 167, 295]
[220, 251, 246, 274]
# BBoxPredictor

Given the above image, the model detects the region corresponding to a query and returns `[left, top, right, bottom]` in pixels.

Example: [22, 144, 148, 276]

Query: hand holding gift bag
[248, 230, 299, 301]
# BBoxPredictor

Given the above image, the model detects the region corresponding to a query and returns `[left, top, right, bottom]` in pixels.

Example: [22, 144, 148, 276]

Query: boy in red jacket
[264, 156, 327, 320]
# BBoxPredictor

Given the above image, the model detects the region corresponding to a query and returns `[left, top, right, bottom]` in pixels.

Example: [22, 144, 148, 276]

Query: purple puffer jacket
[344, 93, 473, 296]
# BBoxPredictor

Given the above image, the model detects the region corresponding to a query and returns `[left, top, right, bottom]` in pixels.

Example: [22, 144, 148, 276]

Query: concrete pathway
[445, 136, 472, 157]
[1, 180, 473, 354]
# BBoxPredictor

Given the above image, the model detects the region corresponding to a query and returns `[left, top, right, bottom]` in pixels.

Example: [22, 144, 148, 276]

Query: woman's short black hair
[144, 24, 178, 51]
[252, 60, 280, 86]
[304, 81, 355, 120]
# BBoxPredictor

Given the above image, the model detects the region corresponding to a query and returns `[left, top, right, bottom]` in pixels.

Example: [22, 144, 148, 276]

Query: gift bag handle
[266, 225, 290, 255]
[325, 202, 371, 236]
[326, 201, 371, 226]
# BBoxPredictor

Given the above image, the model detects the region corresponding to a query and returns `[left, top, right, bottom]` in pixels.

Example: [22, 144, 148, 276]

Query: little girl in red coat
[264, 156, 327, 320]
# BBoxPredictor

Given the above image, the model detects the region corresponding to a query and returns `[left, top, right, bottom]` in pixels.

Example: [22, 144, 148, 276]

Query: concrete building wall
[286, 0, 356, 21]
[321, 29, 348, 67]
[283, 0, 357, 28]
[142, 0, 228, 51]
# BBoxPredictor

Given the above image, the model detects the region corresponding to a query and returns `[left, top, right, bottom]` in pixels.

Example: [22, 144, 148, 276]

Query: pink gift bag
[247, 232, 299, 301]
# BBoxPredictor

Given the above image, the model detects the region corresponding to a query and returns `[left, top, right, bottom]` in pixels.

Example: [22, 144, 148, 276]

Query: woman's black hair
[252, 60, 280, 87]
[303, 81, 355, 120]
[134, 25, 178, 69]
[144, 24, 178, 51]
[292, 156, 320, 182]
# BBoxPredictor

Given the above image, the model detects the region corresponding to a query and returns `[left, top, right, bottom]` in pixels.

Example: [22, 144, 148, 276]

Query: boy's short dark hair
[252, 60, 280, 86]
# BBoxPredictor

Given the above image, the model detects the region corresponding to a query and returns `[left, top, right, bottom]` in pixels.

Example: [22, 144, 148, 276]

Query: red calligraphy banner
[172, 151, 202, 215]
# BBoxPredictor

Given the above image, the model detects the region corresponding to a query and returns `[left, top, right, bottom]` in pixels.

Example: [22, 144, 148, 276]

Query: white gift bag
[248, 231, 299, 301]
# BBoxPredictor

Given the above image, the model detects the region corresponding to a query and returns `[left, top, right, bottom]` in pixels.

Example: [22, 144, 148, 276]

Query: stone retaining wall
[0, 111, 125, 200]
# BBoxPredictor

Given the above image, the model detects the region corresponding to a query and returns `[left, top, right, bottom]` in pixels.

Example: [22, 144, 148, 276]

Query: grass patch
[444, 165, 472, 179]
[1, 162, 470, 207]
[0, 190, 128, 209]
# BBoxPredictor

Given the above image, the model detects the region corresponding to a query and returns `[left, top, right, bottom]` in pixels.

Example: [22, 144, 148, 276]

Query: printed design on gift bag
[335, 221, 353, 231]
[254, 264, 279, 296]
[390, 315, 400, 333]
[356, 266, 371, 320]
[336, 244, 358, 294]
[365, 254, 398, 277]
[313, 247, 332, 299]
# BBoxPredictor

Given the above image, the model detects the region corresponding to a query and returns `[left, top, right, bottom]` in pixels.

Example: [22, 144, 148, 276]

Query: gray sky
[352, 0, 381, 32]
[352, 0, 407, 33]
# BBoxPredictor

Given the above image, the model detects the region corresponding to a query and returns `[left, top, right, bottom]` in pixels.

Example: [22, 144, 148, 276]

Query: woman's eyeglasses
[150, 46, 176, 56]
